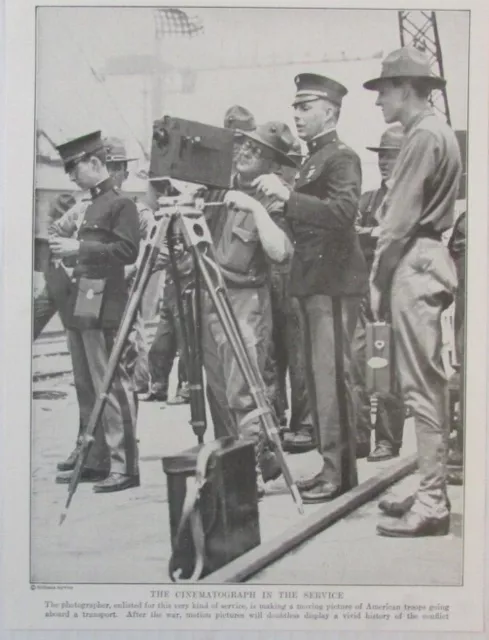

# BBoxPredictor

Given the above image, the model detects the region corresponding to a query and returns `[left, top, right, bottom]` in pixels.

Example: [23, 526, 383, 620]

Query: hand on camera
[224, 190, 260, 213]
[252, 174, 290, 202]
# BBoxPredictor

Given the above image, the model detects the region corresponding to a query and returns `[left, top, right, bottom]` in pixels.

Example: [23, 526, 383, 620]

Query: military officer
[364, 47, 461, 536]
[254, 74, 368, 502]
[201, 122, 295, 495]
[51, 131, 141, 493]
[351, 125, 406, 461]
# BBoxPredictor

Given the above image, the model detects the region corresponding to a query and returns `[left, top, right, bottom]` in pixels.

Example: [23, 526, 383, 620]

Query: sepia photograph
[28, 5, 472, 588]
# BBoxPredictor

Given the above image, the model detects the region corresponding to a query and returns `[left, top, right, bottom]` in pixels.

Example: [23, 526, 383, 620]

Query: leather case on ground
[365, 321, 394, 395]
[162, 436, 260, 580]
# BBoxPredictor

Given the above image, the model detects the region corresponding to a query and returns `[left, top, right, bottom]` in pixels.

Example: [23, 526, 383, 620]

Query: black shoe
[56, 468, 108, 484]
[300, 481, 342, 504]
[296, 472, 324, 492]
[56, 446, 81, 472]
[378, 494, 415, 517]
[367, 442, 399, 462]
[93, 473, 140, 493]
[282, 427, 316, 454]
[356, 441, 371, 459]
[141, 392, 167, 403]
[377, 511, 450, 537]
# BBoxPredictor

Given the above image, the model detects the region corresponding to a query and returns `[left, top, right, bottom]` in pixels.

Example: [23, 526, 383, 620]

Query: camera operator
[202, 121, 295, 496]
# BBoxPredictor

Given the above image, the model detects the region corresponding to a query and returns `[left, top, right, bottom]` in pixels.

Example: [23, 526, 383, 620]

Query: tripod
[60, 195, 304, 524]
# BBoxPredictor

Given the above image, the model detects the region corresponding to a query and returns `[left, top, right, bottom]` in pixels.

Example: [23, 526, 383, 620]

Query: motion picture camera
[149, 116, 235, 191]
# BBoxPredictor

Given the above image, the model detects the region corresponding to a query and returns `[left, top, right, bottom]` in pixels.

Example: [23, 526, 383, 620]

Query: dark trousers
[148, 292, 187, 399]
[266, 270, 312, 431]
[298, 295, 361, 490]
[67, 328, 139, 476]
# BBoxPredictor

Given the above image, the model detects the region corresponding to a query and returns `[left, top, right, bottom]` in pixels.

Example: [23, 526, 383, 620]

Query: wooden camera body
[149, 116, 234, 190]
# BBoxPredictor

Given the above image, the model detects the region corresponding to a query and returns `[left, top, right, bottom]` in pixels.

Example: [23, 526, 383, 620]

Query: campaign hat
[56, 131, 104, 172]
[363, 46, 446, 91]
[223, 105, 256, 132]
[239, 121, 297, 168]
[366, 124, 404, 152]
[293, 73, 348, 107]
[103, 136, 138, 163]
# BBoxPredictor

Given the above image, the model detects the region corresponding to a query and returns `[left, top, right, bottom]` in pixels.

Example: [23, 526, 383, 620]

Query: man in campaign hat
[51, 130, 141, 493]
[364, 47, 461, 536]
[351, 125, 406, 462]
[224, 105, 257, 170]
[253, 73, 368, 502]
[201, 121, 295, 496]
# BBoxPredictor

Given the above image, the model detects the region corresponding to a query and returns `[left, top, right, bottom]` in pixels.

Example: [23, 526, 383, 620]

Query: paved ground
[31, 342, 463, 586]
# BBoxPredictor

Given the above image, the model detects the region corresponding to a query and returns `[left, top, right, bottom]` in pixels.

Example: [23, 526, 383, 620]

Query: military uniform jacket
[65, 177, 140, 330]
[286, 130, 368, 297]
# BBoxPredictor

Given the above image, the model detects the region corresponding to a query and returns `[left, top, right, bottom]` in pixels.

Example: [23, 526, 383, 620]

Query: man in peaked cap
[53, 135, 158, 474]
[351, 124, 406, 463]
[364, 47, 462, 536]
[201, 121, 295, 496]
[51, 130, 141, 493]
[253, 74, 368, 502]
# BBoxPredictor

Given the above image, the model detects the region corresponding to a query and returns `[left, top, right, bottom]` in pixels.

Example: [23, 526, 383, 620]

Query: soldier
[53, 136, 156, 474]
[52, 131, 141, 493]
[364, 47, 461, 536]
[267, 138, 315, 452]
[254, 74, 368, 502]
[223, 104, 256, 168]
[201, 122, 295, 495]
[351, 125, 405, 461]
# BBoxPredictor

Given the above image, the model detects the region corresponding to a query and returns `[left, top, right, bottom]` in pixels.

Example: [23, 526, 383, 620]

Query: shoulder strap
[168, 439, 226, 582]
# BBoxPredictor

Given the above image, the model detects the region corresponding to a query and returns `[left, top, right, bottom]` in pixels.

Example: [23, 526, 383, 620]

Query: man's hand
[224, 190, 261, 213]
[252, 174, 290, 202]
[49, 237, 80, 258]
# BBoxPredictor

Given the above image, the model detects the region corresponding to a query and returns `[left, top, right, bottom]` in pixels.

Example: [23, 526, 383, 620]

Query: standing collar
[306, 129, 338, 154]
[90, 176, 115, 199]
[404, 108, 434, 134]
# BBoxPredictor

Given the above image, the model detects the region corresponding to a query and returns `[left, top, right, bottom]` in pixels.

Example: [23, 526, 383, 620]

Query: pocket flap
[231, 225, 256, 244]
[77, 277, 106, 295]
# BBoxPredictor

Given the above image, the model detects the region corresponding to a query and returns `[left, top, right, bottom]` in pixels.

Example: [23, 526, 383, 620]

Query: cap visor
[366, 146, 401, 152]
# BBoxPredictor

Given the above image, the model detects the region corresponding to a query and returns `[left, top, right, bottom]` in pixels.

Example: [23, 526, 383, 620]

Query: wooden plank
[201, 453, 418, 584]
